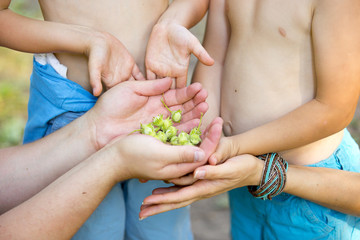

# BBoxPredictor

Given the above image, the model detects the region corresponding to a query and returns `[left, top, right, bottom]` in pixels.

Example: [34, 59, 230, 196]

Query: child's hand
[208, 136, 241, 165]
[88, 78, 208, 149]
[145, 23, 214, 88]
[86, 31, 145, 96]
[139, 154, 263, 219]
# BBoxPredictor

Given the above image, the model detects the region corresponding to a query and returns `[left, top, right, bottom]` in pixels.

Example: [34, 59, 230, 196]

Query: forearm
[231, 98, 356, 156]
[0, 7, 96, 54]
[285, 165, 360, 216]
[247, 156, 360, 216]
[158, 0, 209, 28]
[0, 115, 97, 213]
[0, 147, 122, 240]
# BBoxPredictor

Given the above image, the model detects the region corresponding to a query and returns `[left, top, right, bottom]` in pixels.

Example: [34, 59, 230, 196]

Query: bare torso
[39, 0, 168, 92]
[221, 0, 343, 164]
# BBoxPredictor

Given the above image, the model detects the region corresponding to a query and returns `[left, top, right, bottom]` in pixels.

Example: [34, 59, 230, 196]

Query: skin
[139, 0, 360, 219]
[0, 78, 223, 239]
[0, 78, 208, 213]
[38, 0, 213, 94]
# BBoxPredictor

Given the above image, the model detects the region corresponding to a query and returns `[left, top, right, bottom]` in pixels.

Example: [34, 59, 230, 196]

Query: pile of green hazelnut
[133, 97, 203, 146]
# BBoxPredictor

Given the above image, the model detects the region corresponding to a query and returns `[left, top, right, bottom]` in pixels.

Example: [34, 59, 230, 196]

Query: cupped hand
[107, 134, 208, 182]
[139, 154, 263, 219]
[86, 31, 145, 96]
[145, 23, 214, 88]
[88, 78, 208, 149]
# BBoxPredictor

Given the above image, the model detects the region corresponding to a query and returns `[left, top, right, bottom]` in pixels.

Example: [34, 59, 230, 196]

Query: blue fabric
[229, 129, 360, 240]
[23, 58, 193, 240]
[23, 58, 97, 143]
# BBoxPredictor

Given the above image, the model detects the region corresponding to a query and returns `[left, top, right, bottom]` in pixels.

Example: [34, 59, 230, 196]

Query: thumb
[129, 77, 172, 96]
[194, 164, 230, 180]
[89, 65, 103, 96]
[208, 137, 235, 165]
[189, 35, 214, 66]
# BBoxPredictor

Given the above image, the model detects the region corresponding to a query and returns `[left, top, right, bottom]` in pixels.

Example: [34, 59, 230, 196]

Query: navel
[223, 120, 233, 136]
[278, 27, 287, 38]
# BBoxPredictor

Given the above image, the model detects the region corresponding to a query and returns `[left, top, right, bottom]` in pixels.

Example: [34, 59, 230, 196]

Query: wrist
[247, 156, 264, 186]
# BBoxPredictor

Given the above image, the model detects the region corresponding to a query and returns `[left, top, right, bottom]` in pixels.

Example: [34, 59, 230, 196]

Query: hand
[167, 117, 224, 186]
[88, 78, 208, 149]
[139, 154, 263, 219]
[145, 23, 214, 88]
[86, 31, 145, 96]
[208, 136, 241, 165]
[105, 134, 209, 182]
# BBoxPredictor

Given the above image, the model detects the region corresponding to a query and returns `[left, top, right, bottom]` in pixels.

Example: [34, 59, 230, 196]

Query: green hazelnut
[161, 117, 173, 131]
[190, 133, 201, 145]
[170, 136, 180, 145]
[156, 131, 167, 143]
[171, 110, 182, 123]
[141, 123, 156, 136]
[152, 114, 164, 128]
[165, 126, 178, 139]
[178, 132, 190, 145]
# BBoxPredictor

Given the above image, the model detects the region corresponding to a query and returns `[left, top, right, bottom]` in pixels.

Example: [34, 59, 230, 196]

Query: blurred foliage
[0, 0, 41, 147]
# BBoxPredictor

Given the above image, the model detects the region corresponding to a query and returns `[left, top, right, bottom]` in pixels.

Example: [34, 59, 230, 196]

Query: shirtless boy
[140, 0, 360, 239]
[1, 0, 214, 239]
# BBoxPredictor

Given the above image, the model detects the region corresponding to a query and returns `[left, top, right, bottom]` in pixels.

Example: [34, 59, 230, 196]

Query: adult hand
[139, 154, 263, 219]
[166, 117, 224, 186]
[86, 31, 145, 96]
[107, 134, 208, 182]
[88, 78, 209, 149]
[145, 23, 214, 88]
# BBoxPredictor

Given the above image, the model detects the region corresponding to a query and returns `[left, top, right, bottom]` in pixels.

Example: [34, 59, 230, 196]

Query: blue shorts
[24, 58, 193, 240]
[229, 129, 360, 240]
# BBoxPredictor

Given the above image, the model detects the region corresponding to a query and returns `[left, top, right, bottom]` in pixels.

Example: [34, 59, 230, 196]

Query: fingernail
[139, 217, 147, 221]
[194, 169, 205, 179]
[194, 151, 205, 162]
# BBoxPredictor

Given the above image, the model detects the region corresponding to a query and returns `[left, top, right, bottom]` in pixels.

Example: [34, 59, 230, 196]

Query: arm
[0, 132, 216, 240]
[0, 0, 143, 95]
[192, 0, 230, 128]
[211, 0, 360, 163]
[0, 78, 208, 213]
[145, 0, 214, 88]
[140, 154, 360, 218]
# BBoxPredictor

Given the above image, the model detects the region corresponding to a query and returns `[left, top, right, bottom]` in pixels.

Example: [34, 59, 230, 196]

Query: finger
[132, 64, 145, 80]
[180, 102, 209, 123]
[88, 66, 103, 97]
[208, 137, 232, 165]
[159, 144, 205, 165]
[139, 200, 193, 219]
[142, 181, 205, 205]
[162, 82, 202, 107]
[146, 69, 157, 80]
[189, 35, 215, 66]
[200, 117, 224, 161]
[181, 89, 208, 113]
[194, 164, 232, 180]
[176, 75, 188, 89]
[129, 77, 172, 96]
[175, 118, 200, 133]
[169, 174, 197, 186]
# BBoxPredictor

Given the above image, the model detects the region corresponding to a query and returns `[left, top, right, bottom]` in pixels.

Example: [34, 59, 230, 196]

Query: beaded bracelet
[248, 153, 288, 200]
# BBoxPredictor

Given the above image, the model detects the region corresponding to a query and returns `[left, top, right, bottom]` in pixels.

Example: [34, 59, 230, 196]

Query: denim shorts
[229, 129, 360, 240]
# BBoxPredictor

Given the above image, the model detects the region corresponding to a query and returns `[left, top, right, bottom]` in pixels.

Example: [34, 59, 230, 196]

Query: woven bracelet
[248, 153, 288, 200]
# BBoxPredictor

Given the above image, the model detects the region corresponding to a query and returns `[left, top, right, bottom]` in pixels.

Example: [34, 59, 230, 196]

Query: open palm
[88, 78, 208, 149]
